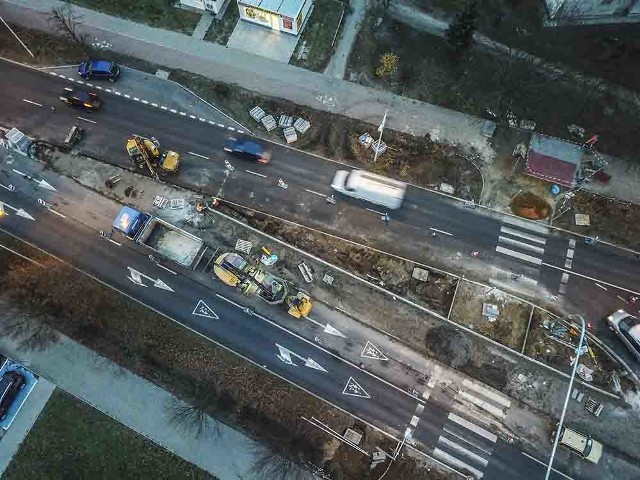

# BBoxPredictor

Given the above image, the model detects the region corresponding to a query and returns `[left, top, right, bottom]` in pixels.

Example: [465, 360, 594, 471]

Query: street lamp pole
[373, 109, 388, 163]
[545, 314, 586, 480]
[0, 15, 35, 58]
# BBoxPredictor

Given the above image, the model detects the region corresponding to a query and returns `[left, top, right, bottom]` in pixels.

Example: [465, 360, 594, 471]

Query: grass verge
[3, 389, 215, 480]
[68, 0, 201, 34]
[290, 0, 346, 72]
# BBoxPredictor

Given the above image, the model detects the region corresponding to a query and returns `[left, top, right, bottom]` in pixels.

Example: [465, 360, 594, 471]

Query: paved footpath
[0, 331, 259, 479]
[0, 0, 494, 162]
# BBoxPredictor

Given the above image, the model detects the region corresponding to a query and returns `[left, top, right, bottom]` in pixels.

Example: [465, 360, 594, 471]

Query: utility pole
[0, 15, 35, 58]
[373, 109, 388, 163]
[545, 314, 586, 479]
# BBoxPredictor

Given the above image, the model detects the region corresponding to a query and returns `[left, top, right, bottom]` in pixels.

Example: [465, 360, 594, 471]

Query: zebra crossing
[495, 216, 549, 275]
[432, 380, 511, 479]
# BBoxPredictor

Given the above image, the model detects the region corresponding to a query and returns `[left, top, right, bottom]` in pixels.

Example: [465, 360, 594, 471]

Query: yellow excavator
[285, 291, 312, 318]
[126, 135, 180, 177]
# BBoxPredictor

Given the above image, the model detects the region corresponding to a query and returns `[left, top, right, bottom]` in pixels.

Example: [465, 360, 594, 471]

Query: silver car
[606, 310, 640, 362]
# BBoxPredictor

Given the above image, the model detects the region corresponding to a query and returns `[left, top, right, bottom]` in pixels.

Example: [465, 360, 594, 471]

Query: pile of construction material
[249, 106, 310, 144]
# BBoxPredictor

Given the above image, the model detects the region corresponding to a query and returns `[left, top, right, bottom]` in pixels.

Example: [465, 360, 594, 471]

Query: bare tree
[0, 307, 59, 352]
[165, 377, 235, 439]
[250, 441, 310, 480]
[49, 2, 87, 45]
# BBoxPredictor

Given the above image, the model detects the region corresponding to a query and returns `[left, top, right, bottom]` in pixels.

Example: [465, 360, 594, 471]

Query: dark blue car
[223, 138, 271, 164]
[78, 60, 120, 81]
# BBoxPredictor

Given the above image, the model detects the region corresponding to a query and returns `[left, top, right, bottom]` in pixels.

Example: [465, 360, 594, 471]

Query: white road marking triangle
[192, 300, 219, 319]
[304, 358, 327, 372]
[324, 324, 346, 338]
[342, 377, 370, 398]
[361, 341, 388, 361]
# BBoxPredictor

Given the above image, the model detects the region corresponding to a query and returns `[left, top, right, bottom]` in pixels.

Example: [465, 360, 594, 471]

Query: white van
[331, 169, 407, 210]
[553, 426, 603, 464]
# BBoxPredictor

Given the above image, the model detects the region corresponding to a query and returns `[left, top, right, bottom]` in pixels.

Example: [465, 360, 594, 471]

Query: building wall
[179, 0, 226, 15]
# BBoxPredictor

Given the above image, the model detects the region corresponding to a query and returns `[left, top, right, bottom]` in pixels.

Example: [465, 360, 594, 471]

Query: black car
[223, 138, 271, 164]
[78, 59, 120, 81]
[59, 87, 102, 110]
[0, 371, 26, 420]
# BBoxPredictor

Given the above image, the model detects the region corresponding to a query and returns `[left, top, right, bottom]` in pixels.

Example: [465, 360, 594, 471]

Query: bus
[331, 169, 407, 210]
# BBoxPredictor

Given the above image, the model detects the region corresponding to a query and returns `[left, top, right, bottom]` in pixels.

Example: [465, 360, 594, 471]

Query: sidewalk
[0, 324, 259, 480]
[0, 0, 495, 162]
[324, 0, 369, 79]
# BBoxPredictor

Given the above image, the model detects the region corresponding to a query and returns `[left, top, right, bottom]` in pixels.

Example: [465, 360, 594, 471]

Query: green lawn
[3, 390, 216, 480]
[290, 0, 346, 72]
[68, 0, 202, 34]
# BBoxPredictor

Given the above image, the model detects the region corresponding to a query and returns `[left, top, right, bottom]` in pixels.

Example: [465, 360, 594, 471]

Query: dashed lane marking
[430, 227, 453, 236]
[188, 151, 210, 160]
[22, 98, 42, 107]
[305, 189, 327, 197]
[245, 169, 267, 178]
[77, 116, 97, 124]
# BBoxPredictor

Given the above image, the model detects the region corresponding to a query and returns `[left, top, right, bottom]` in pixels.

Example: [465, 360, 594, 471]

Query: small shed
[525, 133, 583, 188]
[237, 0, 314, 35]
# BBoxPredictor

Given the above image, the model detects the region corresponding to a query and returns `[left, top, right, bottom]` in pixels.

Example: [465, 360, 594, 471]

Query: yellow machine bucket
[287, 292, 312, 318]
[160, 150, 180, 173]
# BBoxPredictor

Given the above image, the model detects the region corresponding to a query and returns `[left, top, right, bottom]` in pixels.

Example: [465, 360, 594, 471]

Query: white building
[237, 0, 314, 35]
[179, 0, 228, 15]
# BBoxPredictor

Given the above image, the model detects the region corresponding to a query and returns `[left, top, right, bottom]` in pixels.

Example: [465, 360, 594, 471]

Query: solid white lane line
[430, 227, 453, 236]
[502, 216, 549, 235]
[106, 238, 122, 246]
[542, 262, 640, 296]
[457, 391, 506, 418]
[188, 151, 209, 160]
[0, 243, 44, 267]
[245, 170, 267, 178]
[499, 226, 547, 245]
[462, 379, 512, 407]
[448, 413, 498, 442]
[77, 116, 97, 124]
[498, 236, 545, 255]
[438, 436, 489, 467]
[443, 426, 493, 456]
[495, 246, 542, 265]
[432, 448, 484, 479]
[305, 189, 326, 197]
[22, 98, 42, 107]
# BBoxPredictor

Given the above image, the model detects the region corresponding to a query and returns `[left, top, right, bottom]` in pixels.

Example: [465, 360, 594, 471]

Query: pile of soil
[511, 192, 550, 219]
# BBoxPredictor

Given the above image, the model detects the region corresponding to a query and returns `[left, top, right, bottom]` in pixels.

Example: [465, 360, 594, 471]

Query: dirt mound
[511, 192, 551, 219]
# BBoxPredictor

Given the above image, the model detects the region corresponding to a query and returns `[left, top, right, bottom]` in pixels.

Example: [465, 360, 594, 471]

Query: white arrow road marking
[324, 324, 346, 338]
[12, 169, 57, 191]
[0, 201, 35, 220]
[343, 377, 370, 398]
[153, 279, 174, 292]
[275, 343, 327, 372]
[305, 316, 346, 338]
[277, 344, 296, 366]
[127, 268, 146, 287]
[192, 300, 219, 319]
[304, 358, 328, 372]
[127, 267, 174, 292]
[361, 341, 388, 361]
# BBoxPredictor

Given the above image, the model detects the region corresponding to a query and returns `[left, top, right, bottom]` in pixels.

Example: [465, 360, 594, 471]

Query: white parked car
[606, 310, 640, 362]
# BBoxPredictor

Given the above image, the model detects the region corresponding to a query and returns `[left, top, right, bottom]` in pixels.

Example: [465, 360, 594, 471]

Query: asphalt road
[0, 151, 579, 479]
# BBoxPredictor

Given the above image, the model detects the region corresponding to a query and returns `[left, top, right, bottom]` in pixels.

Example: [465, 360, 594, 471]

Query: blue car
[78, 60, 120, 81]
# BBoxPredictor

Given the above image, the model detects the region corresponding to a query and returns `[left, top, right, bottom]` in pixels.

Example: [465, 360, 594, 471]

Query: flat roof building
[237, 0, 314, 35]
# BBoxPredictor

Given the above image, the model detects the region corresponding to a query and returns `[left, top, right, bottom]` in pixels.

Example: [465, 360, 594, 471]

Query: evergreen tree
[445, 0, 478, 51]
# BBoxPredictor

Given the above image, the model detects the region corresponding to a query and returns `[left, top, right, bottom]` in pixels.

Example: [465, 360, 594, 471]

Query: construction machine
[285, 291, 312, 318]
[126, 135, 180, 177]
